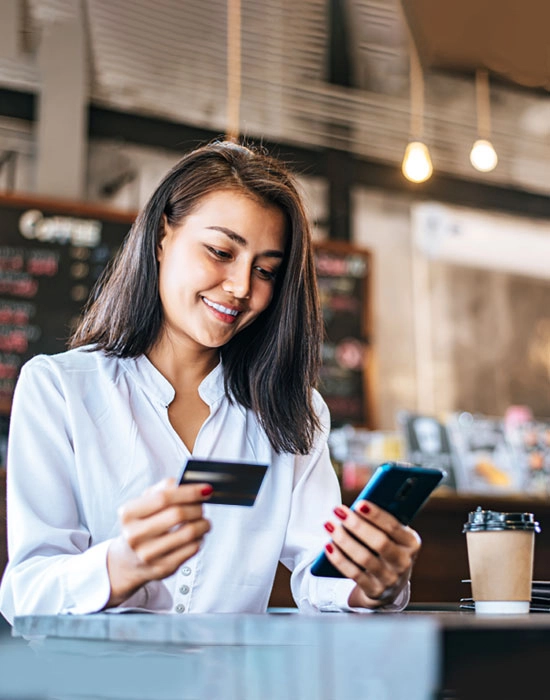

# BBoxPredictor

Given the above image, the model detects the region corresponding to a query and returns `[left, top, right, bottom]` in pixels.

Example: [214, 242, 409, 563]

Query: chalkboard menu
[314, 241, 374, 429]
[0, 195, 135, 419]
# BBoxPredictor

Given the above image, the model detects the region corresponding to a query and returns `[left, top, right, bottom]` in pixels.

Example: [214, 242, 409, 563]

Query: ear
[157, 214, 168, 261]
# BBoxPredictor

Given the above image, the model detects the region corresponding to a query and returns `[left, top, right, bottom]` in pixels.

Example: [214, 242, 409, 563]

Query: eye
[254, 266, 277, 281]
[206, 246, 232, 260]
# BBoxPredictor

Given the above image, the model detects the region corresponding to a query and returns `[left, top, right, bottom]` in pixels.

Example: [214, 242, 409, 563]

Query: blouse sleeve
[281, 392, 409, 614]
[0, 357, 116, 624]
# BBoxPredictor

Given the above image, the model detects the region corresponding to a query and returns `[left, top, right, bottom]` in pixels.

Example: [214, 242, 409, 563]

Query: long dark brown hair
[70, 140, 323, 454]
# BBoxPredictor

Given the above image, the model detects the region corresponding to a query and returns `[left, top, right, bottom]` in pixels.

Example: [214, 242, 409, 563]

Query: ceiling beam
[0, 88, 34, 120]
[353, 159, 550, 220]
[88, 104, 324, 175]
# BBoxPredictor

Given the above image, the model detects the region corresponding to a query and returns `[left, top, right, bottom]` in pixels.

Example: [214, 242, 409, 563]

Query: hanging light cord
[226, 0, 241, 142]
[409, 39, 425, 139]
[476, 69, 491, 140]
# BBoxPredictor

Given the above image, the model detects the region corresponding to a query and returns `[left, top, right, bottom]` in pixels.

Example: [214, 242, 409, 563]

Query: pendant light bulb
[471, 70, 498, 173]
[470, 138, 498, 172]
[402, 141, 433, 183]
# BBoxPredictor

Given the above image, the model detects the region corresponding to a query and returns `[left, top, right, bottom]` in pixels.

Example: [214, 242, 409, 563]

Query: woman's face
[156, 189, 287, 354]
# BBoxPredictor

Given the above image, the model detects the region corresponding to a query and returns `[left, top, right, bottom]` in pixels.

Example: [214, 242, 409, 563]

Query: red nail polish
[359, 503, 370, 515]
[324, 521, 335, 533]
[333, 506, 347, 520]
[201, 485, 214, 496]
[325, 543, 334, 554]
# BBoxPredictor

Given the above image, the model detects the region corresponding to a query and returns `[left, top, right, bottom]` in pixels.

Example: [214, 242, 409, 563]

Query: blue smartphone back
[310, 461, 445, 578]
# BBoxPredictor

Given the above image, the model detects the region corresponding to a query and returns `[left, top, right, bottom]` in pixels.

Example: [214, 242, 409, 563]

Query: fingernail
[324, 521, 335, 533]
[201, 485, 214, 496]
[333, 506, 347, 520]
[359, 503, 370, 514]
[325, 543, 334, 554]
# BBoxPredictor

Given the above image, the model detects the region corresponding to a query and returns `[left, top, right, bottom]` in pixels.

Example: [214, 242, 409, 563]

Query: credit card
[178, 458, 268, 506]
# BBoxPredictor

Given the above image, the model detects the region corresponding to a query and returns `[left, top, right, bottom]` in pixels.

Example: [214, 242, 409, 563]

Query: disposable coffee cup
[463, 507, 540, 614]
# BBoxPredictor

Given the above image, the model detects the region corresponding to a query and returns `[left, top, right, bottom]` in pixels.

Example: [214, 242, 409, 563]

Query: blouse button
[179, 585, 190, 595]
[175, 604, 186, 613]
[181, 566, 192, 576]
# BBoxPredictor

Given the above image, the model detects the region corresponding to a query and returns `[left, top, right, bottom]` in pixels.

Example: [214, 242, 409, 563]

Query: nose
[222, 262, 251, 300]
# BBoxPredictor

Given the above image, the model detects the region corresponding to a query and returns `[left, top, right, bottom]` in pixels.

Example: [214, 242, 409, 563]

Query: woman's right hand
[105, 478, 212, 607]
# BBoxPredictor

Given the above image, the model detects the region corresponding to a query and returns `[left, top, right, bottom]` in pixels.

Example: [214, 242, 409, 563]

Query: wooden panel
[268, 563, 293, 608]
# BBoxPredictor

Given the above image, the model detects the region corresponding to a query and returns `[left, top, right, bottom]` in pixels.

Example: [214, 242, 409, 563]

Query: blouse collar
[128, 354, 225, 407]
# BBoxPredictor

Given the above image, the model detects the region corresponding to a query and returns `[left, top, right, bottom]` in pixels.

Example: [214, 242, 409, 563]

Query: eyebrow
[206, 226, 284, 259]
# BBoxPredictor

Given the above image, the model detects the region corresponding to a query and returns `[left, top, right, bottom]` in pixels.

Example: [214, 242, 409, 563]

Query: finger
[120, 481, 212, 521]
[144, 477, 176, 496]
[330, 523, 390, 578]
[135, 518, 212, 564]
[354, 568, 395, 602]
[173, 483, 214, 503]
[323, 542, 390, 600]
[122, 503, 205, 546]
[351, 501, 422, 550]
[324, 540, 411, 606]
[138, 540, 205, 582]
[333, 506, 420, 570]
[330, 520, 405, 592]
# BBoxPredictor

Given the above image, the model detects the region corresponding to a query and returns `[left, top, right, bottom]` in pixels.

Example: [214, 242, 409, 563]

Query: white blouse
[0, 348, 408, 623]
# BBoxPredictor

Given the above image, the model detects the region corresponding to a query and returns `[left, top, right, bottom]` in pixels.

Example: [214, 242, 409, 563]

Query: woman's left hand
[322, 500, 422, 609]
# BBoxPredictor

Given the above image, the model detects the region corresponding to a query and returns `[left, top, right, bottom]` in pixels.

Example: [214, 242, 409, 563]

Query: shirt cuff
[61, 539, 113, 615]
[62, 540, 154, 614]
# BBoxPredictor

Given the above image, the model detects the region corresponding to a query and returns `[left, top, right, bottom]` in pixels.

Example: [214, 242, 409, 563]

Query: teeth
[203, 297, 239, 316]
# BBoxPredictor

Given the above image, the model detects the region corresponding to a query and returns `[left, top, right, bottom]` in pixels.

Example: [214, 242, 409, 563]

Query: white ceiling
[1, 0, 550, 195]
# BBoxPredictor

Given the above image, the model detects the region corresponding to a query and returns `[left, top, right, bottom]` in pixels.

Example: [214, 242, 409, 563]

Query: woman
[0, 141, 420, 623]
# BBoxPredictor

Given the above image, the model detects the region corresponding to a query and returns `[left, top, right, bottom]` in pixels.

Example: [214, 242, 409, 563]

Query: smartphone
[178, 458, 268, 506]
[310, 461, 445, 577]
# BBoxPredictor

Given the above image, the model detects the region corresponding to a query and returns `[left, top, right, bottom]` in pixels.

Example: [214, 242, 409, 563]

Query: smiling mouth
[202, 297, 240, 317]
